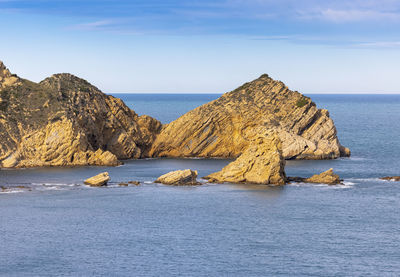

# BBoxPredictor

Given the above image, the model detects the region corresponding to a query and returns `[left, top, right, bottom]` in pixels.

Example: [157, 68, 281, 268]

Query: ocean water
[1, 94, 400, 276]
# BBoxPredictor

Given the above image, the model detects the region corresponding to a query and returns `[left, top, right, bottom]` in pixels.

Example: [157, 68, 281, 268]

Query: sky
[0, 0, 399, 93]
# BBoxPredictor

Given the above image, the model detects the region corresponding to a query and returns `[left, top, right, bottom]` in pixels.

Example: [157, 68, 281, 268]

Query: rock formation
[0, 62, 18, 89]
[0, 61, 161, 168]
[84, 172, 110, 187]
[380, 176, 400, 181]
[148, 74, 350, 160]
[204, 134, 286, 185]
[0, 61, 350, 169]
[287, 168, 342, 185]
[155, 169, 200, 186]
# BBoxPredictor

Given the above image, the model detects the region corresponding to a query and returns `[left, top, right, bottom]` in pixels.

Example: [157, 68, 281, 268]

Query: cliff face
[149, 74, 350, 160]
[0, 61, 161, 168]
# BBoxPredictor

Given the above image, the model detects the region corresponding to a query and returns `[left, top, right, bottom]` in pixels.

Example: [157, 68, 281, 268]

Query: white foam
[339, 156, 370, 161]
[0, 189, 25, 194]
[347, 178, 381, 182]
[38, 186, 65, 191]
[287, 181, 355, 189]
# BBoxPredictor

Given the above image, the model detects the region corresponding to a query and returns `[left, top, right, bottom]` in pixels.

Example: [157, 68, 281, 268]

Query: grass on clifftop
[296, 97, 309, 108]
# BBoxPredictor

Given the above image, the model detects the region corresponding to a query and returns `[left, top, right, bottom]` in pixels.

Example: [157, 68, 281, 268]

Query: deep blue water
[1, 94, 400, 276]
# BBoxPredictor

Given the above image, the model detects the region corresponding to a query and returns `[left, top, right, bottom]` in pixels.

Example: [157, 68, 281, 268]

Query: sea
[1, 94, 400, 276]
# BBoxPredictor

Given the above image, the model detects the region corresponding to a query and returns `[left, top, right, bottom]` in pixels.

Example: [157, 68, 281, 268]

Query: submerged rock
[118, 182, 129, 186]
[84, 172, 110, 187]
[155, 169, 200, 186]
[128, 181, 141, 185]
[287, 168, 342, 185]
[380, 176, 400, 181]
[204, 134, 286, 185]
[0, 61, 161, 168]
[149, 74, 350, 160]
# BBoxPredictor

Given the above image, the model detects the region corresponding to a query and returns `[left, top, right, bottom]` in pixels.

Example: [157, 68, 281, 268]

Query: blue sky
[1, 0, 399, 93]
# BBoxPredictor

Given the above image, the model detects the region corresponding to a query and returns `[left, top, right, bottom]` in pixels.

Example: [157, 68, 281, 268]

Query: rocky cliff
[0, 61, 161, 168]
[149, 74, 350, 160]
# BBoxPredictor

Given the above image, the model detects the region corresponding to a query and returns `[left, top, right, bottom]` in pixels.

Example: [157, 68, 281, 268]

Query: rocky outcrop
[380, 176, 400, 181]
[149, 74, 350, 160]
[0, 61, 161, 168]
[155, 169, 200, 186]
[287, 168, 342, 185]
[204, 134, 286, 185]
[84, 172, 110, 187]
[0, 61, 19, 89]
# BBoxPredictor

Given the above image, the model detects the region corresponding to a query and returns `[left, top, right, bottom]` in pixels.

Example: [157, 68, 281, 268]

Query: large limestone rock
[0, 61, 161, 168]
[204, 134, 286, 185]
[84, 172, 110, 187]
[149, 74, 350, 160]
[155, 169, 200, 186]
[288, 168, 342, 185]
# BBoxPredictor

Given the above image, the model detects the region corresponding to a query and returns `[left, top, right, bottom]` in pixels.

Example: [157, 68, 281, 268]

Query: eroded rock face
[155, 169, 200, 186]
[0, 61, 161, 168]
[84, 172, 110, 187]
[204, 134, 286, 185]
[149, 74, 350, 160]
[288, 168, 342, 185]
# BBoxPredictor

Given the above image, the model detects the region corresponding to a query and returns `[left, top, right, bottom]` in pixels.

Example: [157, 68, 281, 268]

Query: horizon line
[107, 92, 400, 95]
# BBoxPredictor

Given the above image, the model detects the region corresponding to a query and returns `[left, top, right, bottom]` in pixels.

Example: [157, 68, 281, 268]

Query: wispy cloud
[356, 41, 400, 48]
[70, 20, 115, 31]
[2, 0, 400, 46]
[298, 9, 400, 22]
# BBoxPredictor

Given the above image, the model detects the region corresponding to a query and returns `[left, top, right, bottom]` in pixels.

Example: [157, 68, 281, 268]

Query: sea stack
[149, 74, 350, 160]
[0, 61, 162, 168]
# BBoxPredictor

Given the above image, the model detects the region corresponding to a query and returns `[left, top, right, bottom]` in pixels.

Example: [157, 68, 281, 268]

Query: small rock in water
[128, 181, 140, 185]
[16, 185, 29, 189]
[288, 168, 342, 185]
[118, 183, 129, 186]
[380, 176, 400, 181]
[155, 169, 200, 186]
[84, 172, 110, 187]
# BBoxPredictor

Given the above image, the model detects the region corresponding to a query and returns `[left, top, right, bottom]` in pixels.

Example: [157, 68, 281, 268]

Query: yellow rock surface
[204, 134, 286, 185]
[84, 172, 110, 187]
[305, 168, 341, 185]
[0, 61, 19, 89]
[155, 169, 200, 186]
[0, 61, 161, 168]
[149, 74, 350, 160]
